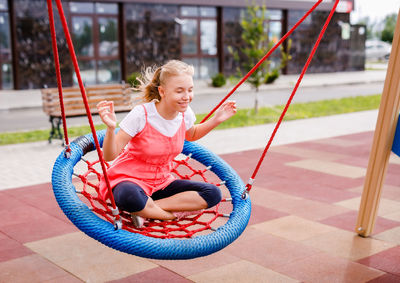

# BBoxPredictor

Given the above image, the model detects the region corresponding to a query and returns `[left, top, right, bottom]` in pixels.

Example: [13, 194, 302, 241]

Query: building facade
[0, 0, 363, 90]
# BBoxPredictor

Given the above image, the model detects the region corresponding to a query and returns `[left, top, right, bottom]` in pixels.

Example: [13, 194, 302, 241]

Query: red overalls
[99, 105, 186, 200]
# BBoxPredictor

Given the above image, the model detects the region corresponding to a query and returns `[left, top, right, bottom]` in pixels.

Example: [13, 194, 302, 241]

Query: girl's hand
[214, 100, 237, 123]
[97, 100, 117, 129]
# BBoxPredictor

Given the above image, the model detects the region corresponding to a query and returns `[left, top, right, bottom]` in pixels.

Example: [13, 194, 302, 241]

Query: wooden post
[356, 9, 400, 237]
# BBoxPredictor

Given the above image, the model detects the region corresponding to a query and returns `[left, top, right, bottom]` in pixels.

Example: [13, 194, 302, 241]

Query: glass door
[70, 2, 120, 85]
[180, 6, 218, 79]
[0, 0, 13, 90]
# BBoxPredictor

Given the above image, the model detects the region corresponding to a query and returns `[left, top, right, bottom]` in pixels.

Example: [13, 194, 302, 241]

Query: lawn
[0, 94, 381, 146]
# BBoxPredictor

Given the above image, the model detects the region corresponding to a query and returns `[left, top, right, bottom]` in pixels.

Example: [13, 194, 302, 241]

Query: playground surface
[0, 116, 399, 282]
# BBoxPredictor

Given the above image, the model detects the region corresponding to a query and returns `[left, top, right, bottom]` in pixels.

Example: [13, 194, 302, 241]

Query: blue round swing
[52, 130, 251, 259]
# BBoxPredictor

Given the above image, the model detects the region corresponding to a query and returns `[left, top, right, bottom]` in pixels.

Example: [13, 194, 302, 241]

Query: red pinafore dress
[98, 105, 186, 200]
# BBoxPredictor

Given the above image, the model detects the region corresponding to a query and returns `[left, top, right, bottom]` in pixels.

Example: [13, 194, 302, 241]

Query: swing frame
[356, 9, 400, 237]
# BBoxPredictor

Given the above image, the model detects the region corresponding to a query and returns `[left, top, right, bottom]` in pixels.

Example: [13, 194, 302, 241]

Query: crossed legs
[112, 180, 222, 220]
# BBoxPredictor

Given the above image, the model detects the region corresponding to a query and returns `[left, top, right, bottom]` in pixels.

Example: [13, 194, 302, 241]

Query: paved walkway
[2, 67, 400, 282]
[1, 128, 399, 282]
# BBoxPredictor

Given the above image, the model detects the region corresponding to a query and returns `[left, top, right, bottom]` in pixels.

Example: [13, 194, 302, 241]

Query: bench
[41, 83, 139, 143]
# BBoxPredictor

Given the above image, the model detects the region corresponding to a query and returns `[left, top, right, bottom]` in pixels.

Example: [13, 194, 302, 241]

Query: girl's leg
[113, 181, 175, 220]
[152, 180, 222, 212]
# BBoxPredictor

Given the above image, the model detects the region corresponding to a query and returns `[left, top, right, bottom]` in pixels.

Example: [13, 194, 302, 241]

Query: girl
[97, 60, 236, 228]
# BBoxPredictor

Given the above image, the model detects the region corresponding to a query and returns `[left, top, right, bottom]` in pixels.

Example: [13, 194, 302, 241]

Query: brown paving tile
[224, 233, 320, 269]
[251, 187, 352, 221]
[286, 159, 367, 178]
[367, 273, 400, 283]
[374, 227, 400, 245]
[275, 253, 384, 283]
[252, 215, 338, 241]
[0, 232, 33, 262]
[0, 254, 77, 282]
[320, 210, 400, 235]
[301, 229, 396, 261]
[188, 260, 300, 283]
[107, 267, 191, 283]
[152, 250, 240, 277]
[25, 232, 157, 282]
[358, 246, 400, 276]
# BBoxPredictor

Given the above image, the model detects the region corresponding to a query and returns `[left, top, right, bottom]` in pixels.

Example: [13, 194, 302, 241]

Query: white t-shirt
[119, 101, 196, 138]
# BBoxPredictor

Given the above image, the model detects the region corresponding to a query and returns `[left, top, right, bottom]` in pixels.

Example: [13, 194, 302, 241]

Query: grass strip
[0, 94, 381, 146]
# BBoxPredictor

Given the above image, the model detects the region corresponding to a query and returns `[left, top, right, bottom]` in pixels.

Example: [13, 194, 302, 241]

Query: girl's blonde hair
[136, 60, 194, 102]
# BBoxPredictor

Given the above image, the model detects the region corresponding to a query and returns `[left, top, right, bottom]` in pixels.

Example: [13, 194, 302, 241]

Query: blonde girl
[97, 60, 236, 228]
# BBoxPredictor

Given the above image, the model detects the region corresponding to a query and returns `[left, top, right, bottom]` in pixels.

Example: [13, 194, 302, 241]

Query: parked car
[365, 40, 392, 61]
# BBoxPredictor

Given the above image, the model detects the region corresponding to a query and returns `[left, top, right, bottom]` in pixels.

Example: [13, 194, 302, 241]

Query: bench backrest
[41, 84, 140, 117]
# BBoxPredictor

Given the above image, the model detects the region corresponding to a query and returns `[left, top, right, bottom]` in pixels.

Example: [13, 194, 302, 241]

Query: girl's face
[158, 74, 194, 113]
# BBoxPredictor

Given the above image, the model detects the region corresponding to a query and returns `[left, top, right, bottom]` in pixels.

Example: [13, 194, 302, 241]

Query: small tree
[229, 3, 291, 113]
[381, 13, 397, 43]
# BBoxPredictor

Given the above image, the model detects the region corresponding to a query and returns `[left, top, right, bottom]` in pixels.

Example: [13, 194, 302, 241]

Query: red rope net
[72, 153, 232, 239]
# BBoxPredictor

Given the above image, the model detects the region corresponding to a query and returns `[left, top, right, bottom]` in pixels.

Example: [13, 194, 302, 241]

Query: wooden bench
[41, 83, 139, 143]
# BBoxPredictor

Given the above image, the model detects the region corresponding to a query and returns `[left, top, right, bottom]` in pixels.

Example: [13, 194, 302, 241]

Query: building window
[0, 0, 13, 90]
[263, 9, 283, 70]
[70, 2, 120, 85]
[180, 6, 218, 79]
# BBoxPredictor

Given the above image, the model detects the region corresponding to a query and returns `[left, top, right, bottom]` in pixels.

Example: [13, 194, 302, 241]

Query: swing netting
[72, 135, 234, 239]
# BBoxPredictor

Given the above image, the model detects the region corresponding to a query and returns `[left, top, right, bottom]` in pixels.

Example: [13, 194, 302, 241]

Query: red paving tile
[320, 211, 400, 234]
[358, 246, 400, 276]
[0, 232, 33, 262]
[263, 178, 359, 203]
[107, 267, 191, 283]
[2, 183, 71, 223]
[1, 214, 77, 243]
[248, 204, 289, 225]
[367, 273, 400, 283]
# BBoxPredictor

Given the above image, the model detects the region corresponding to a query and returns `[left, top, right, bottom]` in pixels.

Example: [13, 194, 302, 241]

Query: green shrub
[265, 69, 279, 84]
[211, 73, 227, 87]
[126, 72, 141, 88]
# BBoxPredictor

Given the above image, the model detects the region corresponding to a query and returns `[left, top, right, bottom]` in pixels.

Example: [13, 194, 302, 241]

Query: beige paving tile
[270, 145, 348, 161]
[275, 253, 384, 283]
[25, 232, 157, 283]
[382, 211, 400, 222]
[0, 254, 74, 283]
[286, 159, 366, 178]
[389, 153, 400, 165]
[374, 226, 400, 245]
[152, 250, 241, 278]
[301, 229, 396, 261]
[251, 188, 351, 221]
[252, 215, 338, 241]
[336, 197, 400, 216]
[312, 137, 365, 147]
[187, 260, 300, 283]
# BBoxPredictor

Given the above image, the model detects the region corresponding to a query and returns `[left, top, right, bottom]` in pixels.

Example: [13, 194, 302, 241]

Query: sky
[350, 0, 400, 24]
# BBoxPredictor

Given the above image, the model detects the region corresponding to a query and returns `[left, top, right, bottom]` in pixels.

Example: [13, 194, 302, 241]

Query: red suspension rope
[200, 0, 323, 124]
[243, 0, 340, 197]
[48, 0, 120, 225]
[46, 0, 70, 155]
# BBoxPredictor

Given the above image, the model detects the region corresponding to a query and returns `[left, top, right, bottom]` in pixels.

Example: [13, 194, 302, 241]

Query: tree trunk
[254, 88, 259, 114]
